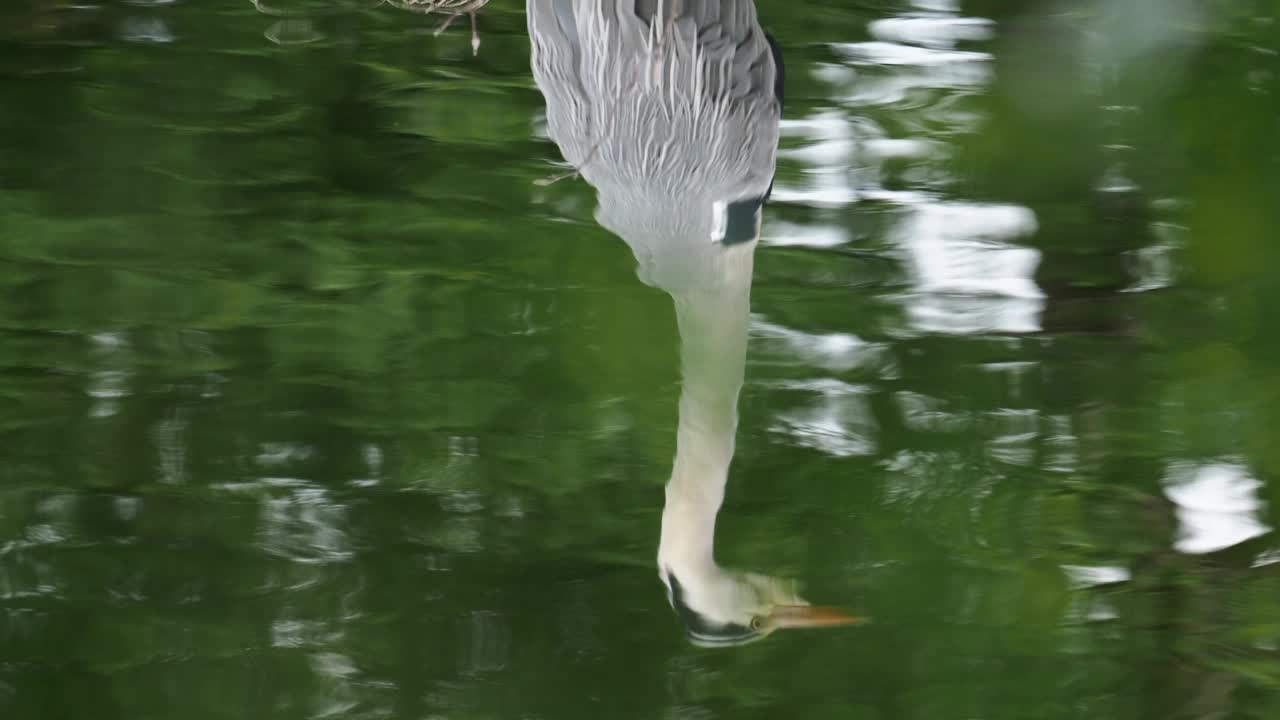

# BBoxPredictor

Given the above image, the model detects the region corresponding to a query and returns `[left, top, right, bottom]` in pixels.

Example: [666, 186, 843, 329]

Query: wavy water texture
[1, 1, 1279, 719]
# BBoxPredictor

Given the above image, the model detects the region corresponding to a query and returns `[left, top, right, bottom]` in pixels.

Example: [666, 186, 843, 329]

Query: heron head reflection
[528, 0, 860, 645]
[659, 566, 861, 647]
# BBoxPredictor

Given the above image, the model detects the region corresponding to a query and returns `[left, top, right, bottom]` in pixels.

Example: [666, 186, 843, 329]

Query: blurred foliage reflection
[1, 1, 1280, 719]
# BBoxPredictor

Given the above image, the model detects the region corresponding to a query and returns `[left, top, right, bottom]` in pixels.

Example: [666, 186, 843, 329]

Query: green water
[3, 1, 1280, 718]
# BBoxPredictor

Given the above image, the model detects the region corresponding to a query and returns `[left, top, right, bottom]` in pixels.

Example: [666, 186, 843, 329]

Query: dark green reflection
[1, 1, 1279, 719]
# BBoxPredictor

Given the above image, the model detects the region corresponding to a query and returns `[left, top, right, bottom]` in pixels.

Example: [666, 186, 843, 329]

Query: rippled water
[3, 1, 1280, 718]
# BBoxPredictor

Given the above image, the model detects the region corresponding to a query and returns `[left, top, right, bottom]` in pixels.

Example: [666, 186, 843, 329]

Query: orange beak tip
[767, 605, 868, 629]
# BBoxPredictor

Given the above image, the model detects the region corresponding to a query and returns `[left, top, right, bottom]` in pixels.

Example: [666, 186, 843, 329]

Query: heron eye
[749, 616, 765, 631]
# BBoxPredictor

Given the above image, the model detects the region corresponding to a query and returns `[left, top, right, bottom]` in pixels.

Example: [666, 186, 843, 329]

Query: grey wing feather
[529, 0, 595, 166]
[529, 0, 779, 192]
[529, 0, 781, 280]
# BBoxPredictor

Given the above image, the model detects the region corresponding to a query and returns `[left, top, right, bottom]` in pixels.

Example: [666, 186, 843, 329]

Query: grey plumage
[528, 0, 782, 290]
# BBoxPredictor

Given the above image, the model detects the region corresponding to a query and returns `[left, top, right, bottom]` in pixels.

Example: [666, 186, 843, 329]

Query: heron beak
[765, 604, 864, 630]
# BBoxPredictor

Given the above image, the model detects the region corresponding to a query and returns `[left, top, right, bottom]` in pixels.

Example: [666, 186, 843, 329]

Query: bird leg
[432, 11, 463, 34]
[533, 168, 579, 187]
[432, 11, 482, 56]
[433, 12, 460, 35]
[535, 141, 602, 187]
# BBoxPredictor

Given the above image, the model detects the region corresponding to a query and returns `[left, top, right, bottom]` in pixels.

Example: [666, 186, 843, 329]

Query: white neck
[656, 244, 756, 583]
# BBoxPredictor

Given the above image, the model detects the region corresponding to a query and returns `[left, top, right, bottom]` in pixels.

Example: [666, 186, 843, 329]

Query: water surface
[2, 1, 1280, 719]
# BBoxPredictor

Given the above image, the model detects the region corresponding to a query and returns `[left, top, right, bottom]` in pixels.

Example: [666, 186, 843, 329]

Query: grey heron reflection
[529, 0, 859, 646]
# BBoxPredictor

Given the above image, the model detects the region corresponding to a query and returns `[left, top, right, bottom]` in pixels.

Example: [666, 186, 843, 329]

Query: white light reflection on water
[872, 134, 1041, 334]
[896, 391, 969, 434]
[868, 16, 993, 49]
[1042, 414, 1080, 474]
[751, 318, 891, 375]
[87, 332, 132, 419]
[768, 379, 878, 457]
[830, 36, 990, 109]
[308, 651, 362, 719]
[895, 203, 1043, 334]
[0, 497, 77, 601]
[258, 487, 355, 564]
[1063, 564, 1132, 589]
[1164, 462, 1272, 555]
[836, 41, 989, 69]
[256, 441, 315, 467]
[1125, 221, 1184, 293]
[768, 2, 1043, 336]
[750, 319, 890, 456]
[762, 220, 848, 249]
[982, 408, 1039, 467]
[773, 111, 859, 208]
[351, 443, 384, 488]
[1254, 549, 1280, 568]
[754, 2, 1047, 456]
